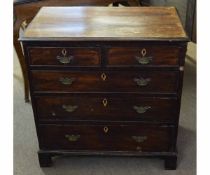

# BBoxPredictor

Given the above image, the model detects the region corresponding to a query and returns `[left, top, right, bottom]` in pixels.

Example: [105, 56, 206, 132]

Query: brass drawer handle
[51, 112, 56, 116]
[103, 126, 109, 133]
[57, 48, 74, 64]
[133, 106, 151, 114]
[102, 98, 108, 107]
[135, 48, 152, 65]
[132, 136, 147, 143]
[65, 134, 80, 142]
[59, 77, 76, 85]
[135, 56, 153, 65]
[136, 146, 142, 151]
[62, 105, 78, 112]
[133, 77, 151, 86]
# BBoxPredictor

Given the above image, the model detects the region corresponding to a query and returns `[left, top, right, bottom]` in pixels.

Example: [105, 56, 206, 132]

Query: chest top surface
[21, 6, 188, 41]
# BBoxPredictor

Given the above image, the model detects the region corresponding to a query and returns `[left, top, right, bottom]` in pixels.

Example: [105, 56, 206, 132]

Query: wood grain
[38, 124, 174, 152]
[31, 70, 179, 93]
[21, 7, 188, 41]
[14, 0, 140, 102]
[21, 6, 188, 169]
[107, 46, 180, 66]
[28, 47, 101, 66]
[35, 95, 178, 123]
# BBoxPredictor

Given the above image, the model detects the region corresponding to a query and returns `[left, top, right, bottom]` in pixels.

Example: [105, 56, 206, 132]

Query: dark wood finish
[107, 46, 181, 66]
[20, 7, 188, 169]
[164, 155, 177, 170]
[14, 0, 139, 102]
[38, 124, 174, 152]
[22, 7, 187, 41]
[31, 70, 178, 93]
[38, 151, 52, 167]
[35, 95, 178, 123]
[28, 47, 101, 66]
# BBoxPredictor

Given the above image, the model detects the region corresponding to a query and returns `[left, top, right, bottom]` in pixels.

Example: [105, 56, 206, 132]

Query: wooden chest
[20, 7, 188, 170]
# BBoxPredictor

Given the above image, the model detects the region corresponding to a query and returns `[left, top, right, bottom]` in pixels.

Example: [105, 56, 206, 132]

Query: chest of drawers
[20, 7, 188, 170]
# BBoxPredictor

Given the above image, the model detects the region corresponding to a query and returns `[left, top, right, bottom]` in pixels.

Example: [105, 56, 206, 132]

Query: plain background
[0, 0, 208, 174]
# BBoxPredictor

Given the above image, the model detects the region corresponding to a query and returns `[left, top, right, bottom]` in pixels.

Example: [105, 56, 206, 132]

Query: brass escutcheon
[141, 48, 147, 57]
[104, 126, 109, 133]
[57, 48, 74, 64]
[135, 48, 152, 65]
[62, 48, 67, 56]
[102, 98, 108, 107]
[101, 73, 107, 81]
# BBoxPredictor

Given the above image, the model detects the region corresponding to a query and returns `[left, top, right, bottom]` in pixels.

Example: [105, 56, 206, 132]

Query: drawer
[31, 71, 178, 93]
[35, 95, 178, 123]
[38, 124, 174, 152]
[28, 47, 101, 66]
[107, 46, 180, 66]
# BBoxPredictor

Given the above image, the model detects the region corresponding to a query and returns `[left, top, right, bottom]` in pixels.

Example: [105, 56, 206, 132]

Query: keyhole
[62, 48, 67, 56]
[102, 98, 108, 107]
[141, 48, 147, 57]
[104, 126, 109, 133]
[101, 73, 107, 81]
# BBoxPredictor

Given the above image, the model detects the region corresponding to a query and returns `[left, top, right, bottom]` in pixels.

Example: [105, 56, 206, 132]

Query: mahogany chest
[20, 7, 188, 170]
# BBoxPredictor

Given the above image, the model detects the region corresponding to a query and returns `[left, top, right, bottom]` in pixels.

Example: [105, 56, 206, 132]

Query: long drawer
[38, 124, 174, 152]
[31, 70, 179, 93]
[34, 95, 178, 123]
[28, 47, 101, 67]
[107, 46, 181, 67]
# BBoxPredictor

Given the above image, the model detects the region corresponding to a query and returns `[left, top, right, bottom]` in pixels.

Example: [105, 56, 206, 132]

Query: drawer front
[28, 47, 101, 66]
[35, 95, 178, 122]
[107, 46, 180, 66]
[38, 124, 174, 152]
[31, 71, 178, 93]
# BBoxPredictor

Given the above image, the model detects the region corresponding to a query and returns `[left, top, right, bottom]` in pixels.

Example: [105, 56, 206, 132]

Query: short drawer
[35, 95, 178, 123]
[31, 70, 178, 94]
[28, 47, 101, 66]
[107, 46, 180, 66]
[38, 124, 174, 152]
